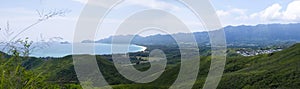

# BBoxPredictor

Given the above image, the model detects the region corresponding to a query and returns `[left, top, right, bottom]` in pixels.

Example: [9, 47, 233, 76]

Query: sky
[0, 0, 299, 42]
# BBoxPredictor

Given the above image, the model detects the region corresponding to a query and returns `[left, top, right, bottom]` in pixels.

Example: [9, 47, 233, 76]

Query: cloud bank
[217, 0, 300, 26]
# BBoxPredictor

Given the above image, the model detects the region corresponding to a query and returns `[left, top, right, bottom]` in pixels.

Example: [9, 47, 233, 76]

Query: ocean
[1, 43, 147, 57]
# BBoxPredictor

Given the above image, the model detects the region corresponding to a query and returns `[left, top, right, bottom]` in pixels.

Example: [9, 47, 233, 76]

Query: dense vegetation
[1, 43, 300, 88]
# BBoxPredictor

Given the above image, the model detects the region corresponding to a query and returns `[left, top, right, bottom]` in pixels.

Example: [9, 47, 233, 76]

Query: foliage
[1, 43, 300, 89]
[0, 38, 59, 88]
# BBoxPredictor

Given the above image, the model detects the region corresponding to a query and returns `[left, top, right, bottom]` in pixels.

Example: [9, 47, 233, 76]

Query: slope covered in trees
[1, 43, 300, 88]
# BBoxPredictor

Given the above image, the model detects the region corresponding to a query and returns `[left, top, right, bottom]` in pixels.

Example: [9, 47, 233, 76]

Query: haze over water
[1, 43, 147, 57]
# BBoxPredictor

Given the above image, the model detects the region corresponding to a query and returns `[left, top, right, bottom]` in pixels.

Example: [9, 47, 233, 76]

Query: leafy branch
[10, 9, 70, 42]
[1, 9, 70, 56]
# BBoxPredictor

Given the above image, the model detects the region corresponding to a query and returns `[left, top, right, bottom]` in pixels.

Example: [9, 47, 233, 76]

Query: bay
[1, 43, 147, 57]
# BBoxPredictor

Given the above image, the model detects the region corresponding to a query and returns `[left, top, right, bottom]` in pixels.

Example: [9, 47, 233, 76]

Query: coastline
[29, 43, 148, 58]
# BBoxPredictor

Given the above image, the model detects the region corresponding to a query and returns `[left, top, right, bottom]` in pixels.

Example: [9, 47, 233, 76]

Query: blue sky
[0, 0, 299, 42]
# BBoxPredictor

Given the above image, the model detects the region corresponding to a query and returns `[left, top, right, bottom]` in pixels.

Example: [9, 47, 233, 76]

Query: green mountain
[218, 43, 300, 89]
[20, 43, 300, 89]
[95, 23, 300, 46]
[111, 44, 300, 89]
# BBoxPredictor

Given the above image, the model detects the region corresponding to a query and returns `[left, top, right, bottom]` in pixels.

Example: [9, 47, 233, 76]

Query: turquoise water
[1, 43, 147, 57]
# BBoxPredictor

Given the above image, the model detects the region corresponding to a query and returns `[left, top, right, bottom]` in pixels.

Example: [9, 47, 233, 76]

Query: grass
[1, 44, 300, 88]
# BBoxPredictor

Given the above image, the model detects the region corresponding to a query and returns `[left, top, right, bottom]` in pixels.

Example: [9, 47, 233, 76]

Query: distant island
[60, 41, 71, 44]
[81, 40, 95, 43]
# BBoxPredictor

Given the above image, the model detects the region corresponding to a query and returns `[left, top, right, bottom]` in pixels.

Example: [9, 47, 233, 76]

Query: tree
[0, 9, 69, 88]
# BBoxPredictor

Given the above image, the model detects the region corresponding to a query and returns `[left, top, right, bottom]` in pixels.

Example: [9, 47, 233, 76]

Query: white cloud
[250, 3, 282, 21]
[216, 0, 300, 26]
[216, 10, 230, 17]
[251, 1, 300, 22]
[216, 8, 247, 20]
[282, 0, 300, 21]
[216, 8, 251, 26]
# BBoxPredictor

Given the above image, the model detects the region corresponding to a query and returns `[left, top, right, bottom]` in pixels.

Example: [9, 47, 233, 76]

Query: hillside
[24, 43, 300, 89]
[111, 44, 300, 89]
[218, 43, 300, 89]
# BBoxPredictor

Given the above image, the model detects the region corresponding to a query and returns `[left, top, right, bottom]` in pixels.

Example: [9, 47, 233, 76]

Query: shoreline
[28, 44, 148, 58]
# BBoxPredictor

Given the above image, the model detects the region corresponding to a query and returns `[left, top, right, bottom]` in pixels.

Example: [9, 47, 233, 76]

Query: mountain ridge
[91, 23, 300, 46]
